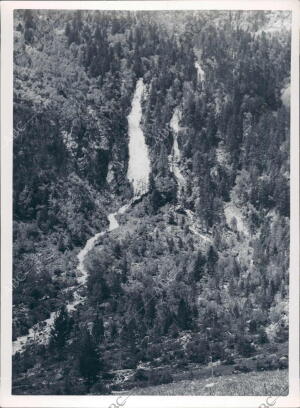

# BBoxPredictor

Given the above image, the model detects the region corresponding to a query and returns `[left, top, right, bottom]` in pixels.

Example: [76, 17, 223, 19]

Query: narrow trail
[13, 79, 150, 355]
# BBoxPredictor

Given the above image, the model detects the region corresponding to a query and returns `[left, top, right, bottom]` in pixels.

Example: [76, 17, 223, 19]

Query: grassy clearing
[126, 369, 288, 396]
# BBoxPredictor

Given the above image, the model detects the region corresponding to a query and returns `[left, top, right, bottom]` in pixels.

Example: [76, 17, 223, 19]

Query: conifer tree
[79, 329, 103, 386]
[50, 305, 72, 352]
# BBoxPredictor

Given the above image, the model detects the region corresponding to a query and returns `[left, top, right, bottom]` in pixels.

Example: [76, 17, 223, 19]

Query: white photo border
[1, 1, 299, 407]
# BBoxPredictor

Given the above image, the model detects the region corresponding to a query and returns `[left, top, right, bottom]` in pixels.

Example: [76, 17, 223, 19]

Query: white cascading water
[127, 78, 151, 196]
[13, 79, 151, 355]
[195, 60, 205, 82]
[169, 108, 186, 199]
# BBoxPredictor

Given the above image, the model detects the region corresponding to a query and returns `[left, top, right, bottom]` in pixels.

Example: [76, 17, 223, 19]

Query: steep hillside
[12, 10, 290, 395]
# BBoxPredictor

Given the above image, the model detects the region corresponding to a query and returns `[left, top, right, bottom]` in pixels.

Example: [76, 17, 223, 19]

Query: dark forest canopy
[13, 9, 290, 395]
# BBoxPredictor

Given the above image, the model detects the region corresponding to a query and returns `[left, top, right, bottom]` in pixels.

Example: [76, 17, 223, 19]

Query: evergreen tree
[193, 251, 206, 282]
[78, 329, 103, 386]
[92, 316, 104, 342]
[50, 305, 72, 352]
[177, 298, 192, 330]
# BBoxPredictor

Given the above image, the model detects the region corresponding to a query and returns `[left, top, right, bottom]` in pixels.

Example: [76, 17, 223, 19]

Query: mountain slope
[12, 10, 290, 395]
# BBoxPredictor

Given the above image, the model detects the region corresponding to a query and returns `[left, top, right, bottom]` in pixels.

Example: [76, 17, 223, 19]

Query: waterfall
[195, 60, 205, 82]
[13, 78, 152, 355]
[127, 78, 151, 196]
[169, 108, 186, 198]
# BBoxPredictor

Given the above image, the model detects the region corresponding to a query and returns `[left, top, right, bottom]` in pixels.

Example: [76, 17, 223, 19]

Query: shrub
[211, 342, 225, 360]
[224, 355, 235, 365]
[279, 356, 288, 369]
[134, 368, 149, 382]
[234, 364, 251, 373]
[266, 344, 278, 353]
[89, 381, 109, 394]
[147, 368, 173, 386]
[102, 372, 114, 380]
[123, 356, 138, 369]
[256, 354, 280, 371]
[174, 349, 185, 359]
[151, 358, 162, 367]
[23, 353, 35, 371]
[237, 335, 255, 357]
[175, 361, 188, 369]
[258, 328, 269, 344]
[134, 368, 173, 386]
[161, 354, 171, 364]
[185, 337, 209, 363]
[147, 343, 161, 360]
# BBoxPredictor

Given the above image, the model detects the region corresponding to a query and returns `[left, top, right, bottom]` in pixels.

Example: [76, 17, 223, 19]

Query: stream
[195, 60, 205, 82]
[169, 108, 186, 199]
[13, 78, 150, 355]
[13, 75, 211, 355]
[127, 78, 151, 196]
[169, 105, 211, 243]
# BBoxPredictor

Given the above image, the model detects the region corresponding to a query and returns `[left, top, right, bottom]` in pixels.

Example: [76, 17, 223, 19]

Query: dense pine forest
[12, 10, 290, 395]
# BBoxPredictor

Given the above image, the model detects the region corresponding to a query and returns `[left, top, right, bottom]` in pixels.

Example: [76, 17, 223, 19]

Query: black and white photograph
[1, 1, 299, 406]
